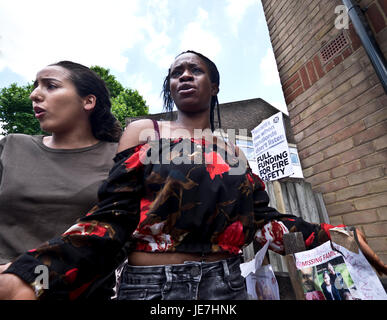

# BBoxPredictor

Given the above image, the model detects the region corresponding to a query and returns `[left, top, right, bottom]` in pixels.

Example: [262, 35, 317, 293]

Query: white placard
[251, 112, 293, 181]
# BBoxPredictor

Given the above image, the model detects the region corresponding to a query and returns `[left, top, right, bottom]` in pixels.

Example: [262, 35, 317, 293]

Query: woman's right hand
[0, 265, 36, 300]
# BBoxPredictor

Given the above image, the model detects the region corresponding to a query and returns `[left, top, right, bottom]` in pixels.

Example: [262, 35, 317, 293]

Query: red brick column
[261, 0, 387, 265]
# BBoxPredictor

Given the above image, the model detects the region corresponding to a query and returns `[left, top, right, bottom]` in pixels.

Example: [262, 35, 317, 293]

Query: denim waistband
[117, 254, 247, 300]
[122, 255, 243, 279]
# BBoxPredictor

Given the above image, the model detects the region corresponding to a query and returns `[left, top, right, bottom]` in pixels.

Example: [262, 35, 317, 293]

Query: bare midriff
[127, 251, 235, 266]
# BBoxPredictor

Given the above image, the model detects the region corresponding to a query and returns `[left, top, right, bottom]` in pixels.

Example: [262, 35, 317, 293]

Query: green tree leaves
[111, 88, 148, 127]
[0, 83, 43, 135]
[90, 65, 124, 98]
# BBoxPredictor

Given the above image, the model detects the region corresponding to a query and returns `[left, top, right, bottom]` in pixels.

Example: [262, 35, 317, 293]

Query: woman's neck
[43, 129, 99, 149]
[173, 109, 211, 136]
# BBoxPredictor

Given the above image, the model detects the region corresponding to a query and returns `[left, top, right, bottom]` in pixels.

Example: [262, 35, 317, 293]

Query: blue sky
[0, 0, 287, 115]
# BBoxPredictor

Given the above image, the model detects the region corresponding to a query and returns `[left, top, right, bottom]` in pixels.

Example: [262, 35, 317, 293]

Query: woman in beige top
[0, 61, 121, 298]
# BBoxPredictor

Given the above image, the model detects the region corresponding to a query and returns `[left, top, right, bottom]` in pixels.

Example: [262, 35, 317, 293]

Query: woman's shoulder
[0, 133, 42, 144]
[117, 119, 158, 153]
[125, 119, 158, 136]
[0, 134, 44, 155]
[127, 118, 156, 127]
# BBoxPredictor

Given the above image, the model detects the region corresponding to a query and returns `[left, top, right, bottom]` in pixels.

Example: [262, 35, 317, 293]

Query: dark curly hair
[50, 61, 122, 142]
[162, 50, 221, 131]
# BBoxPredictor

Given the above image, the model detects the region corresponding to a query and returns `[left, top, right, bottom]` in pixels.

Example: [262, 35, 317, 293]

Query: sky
[0, 0, 288, 116]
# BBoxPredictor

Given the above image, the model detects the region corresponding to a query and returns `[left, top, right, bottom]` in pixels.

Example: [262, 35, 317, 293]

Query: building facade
[261, 0, 387, 264]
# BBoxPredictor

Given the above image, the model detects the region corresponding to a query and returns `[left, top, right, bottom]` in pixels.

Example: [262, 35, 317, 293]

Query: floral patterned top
[5, 137, 341, 300]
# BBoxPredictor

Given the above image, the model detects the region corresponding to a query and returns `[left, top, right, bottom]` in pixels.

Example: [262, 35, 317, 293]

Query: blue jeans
[116, 255, 247, 300]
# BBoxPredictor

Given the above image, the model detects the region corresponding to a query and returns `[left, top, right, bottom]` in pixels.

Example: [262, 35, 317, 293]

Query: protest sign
[251, 112, 293, 181]
[293, 238, 387, 300]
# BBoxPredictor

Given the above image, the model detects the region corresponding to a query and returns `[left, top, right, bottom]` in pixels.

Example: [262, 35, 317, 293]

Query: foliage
[111, 88, 148, 127]
[90, 66, 124, 99]
[0, 83, 44, 135]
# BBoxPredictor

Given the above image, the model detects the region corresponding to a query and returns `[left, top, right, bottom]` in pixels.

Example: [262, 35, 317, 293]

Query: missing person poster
[293, 239, 387, 300]
[251, 112, 293, 181]
[240, 241, 280, 300]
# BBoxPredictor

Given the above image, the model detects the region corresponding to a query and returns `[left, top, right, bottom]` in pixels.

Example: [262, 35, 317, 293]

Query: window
[288, 144, 304, 179]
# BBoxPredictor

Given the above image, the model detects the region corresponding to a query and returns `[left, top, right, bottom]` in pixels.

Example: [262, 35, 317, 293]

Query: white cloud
[197, 7, 209, 21]
[0, 0, 161, 81]
[142, 0, 175, 70]
[144, 30, 174, 70]
[259, 48, 281, 87]
[225, 0, 258, 35]
[0, 1, 288, 118]
[125, 73, 164, 114]
[257, 48, 288, 114]
[179, 7, 221, 61]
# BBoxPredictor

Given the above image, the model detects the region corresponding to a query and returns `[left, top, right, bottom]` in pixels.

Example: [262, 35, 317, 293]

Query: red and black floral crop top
[6, 136, 341, 299]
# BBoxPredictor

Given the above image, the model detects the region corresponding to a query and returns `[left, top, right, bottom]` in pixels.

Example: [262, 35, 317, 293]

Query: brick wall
[261, 0, 387, 264]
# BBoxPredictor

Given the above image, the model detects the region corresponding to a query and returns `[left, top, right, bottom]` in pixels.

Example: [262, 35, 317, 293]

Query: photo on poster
[295, 239, 387, 300]
[315, 256, 361, 300]
[298, 265, 325, 300]
[297, 255, 362, 300]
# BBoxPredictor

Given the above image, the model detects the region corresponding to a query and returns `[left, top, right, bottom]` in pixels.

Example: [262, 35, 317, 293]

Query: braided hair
[162, 50, 221, 131]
